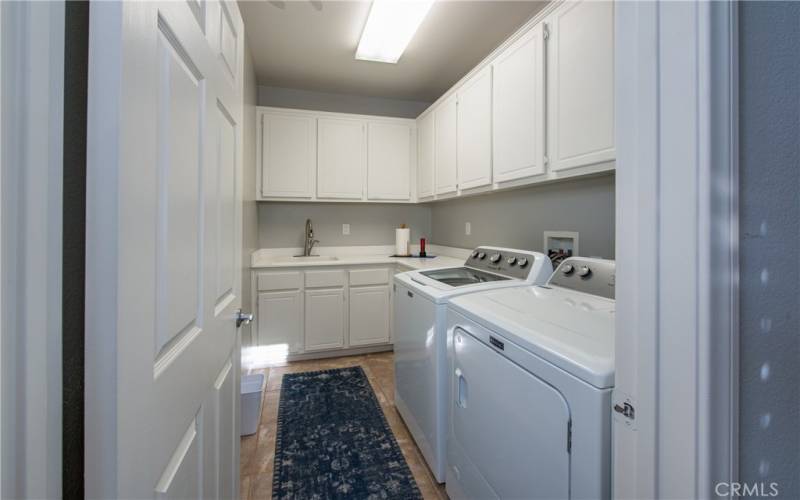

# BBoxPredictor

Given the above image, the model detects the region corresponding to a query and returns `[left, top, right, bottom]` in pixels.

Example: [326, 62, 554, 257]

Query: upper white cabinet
[259, 112, 316, 198]
[317, 118, 366, 199]
[546, 0, 615, 171]
[417, 112, 435, 199]
[434, 94, 458, 195]
[256, 107, 416, 203]
[492, 23, 546, 183]
[457, 66, 493, 190]
[367, 122, 412, 201]
[414, 0, 614, 201]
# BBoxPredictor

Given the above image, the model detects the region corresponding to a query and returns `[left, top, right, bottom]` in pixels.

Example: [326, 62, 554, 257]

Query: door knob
[235, 309, 253, 328]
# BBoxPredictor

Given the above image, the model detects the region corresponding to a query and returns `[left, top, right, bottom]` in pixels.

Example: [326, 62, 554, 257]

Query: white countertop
[251, 244, 468, 270]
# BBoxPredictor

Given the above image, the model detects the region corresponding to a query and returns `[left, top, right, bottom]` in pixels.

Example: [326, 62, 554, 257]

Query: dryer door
[451, 326, 571, 499]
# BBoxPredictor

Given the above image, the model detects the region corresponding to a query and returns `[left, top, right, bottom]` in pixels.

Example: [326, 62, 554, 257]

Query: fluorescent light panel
[356, 0, 434, 64]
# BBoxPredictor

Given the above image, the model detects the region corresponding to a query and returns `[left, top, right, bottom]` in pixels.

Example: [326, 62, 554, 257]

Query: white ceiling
[239, 0, 547, 102]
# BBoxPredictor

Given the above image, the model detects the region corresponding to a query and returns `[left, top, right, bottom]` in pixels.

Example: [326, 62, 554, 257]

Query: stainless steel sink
[274, 255, 339, 263]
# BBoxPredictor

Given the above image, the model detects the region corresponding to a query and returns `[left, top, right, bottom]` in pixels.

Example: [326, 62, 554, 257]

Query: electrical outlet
[465, 222, 471, 235]
[342, 224, 350, 235]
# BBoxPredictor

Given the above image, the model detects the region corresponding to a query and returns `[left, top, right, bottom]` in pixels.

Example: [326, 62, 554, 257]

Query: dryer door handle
[455, 368, 468, 409]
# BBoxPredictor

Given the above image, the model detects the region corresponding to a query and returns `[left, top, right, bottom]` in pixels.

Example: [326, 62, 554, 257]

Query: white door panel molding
[614, 1, 738, 498]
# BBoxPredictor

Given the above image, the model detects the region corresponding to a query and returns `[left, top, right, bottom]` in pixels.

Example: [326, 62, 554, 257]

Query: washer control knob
[471, 251, 480, 259]
[578, 265, 592, 277]
[478, 252, 486, 260]
[506, 256, 517, 266]
[489, 253, 502, 263]
[517, 257, 529, 268]
[562, 264, 574, 275]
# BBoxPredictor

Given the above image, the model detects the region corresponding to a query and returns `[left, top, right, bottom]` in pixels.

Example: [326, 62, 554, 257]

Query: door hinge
[543, 155, 550, 166]
[567, 419, 572, 454]
[543, 23, 550, 40]
[614, 401, 635, 421]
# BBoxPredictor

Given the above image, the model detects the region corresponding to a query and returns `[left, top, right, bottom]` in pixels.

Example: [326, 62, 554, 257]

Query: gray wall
[242, 41, 259, 345]
[429, 175, 615, 258]
[258, 85, 430, 118]
[258, 203, 432, 249]
[738, 3, 799, 496]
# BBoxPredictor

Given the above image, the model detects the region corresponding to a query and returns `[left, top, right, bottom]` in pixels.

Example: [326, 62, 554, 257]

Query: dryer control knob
[517, 257, 529, 268]
[471, 251, 480, 259]
[562, 264, 574, 275]
[506, 256, 517, 265]
[478, 252, 486, 260]
[578, 265, 592, 277]
[489, 253, 502, 263]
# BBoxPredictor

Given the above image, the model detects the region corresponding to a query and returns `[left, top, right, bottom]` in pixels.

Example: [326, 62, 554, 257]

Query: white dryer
[445, 257, 616, 500]
[393, 247, 552, 482]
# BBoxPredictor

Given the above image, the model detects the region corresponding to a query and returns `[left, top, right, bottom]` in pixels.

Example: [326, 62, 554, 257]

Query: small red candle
[419, 238, 427, 257]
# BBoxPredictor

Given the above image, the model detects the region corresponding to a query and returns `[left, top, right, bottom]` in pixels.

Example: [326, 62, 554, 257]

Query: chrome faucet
[303, 219, 319, 256]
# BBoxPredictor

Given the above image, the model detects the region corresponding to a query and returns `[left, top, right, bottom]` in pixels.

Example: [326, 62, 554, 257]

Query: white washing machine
[445, 257, 616, 499]
[393, 247, 552, 482]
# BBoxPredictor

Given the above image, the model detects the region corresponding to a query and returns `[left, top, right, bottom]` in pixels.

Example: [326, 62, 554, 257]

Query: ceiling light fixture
[355, 0, 434, 64]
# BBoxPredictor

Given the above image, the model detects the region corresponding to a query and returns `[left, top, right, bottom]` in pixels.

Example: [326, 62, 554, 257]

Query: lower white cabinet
[304, 288, 346, 351]
[257, 290, 303, 353]
[253, 266, 393, 357]
[349, 285, 391, 346]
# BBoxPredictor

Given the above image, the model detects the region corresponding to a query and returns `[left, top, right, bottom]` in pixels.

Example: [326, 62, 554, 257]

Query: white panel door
[260, 112, 316, 198]
[434, 94, 458, 195]
[492, 23, 546, 182]
[349, 285, 390, 346]
[317, 118, 366, 199]
[85, 1, 244, 498]
[417, 112, 435, 199]
[547, 0, 615, 171]
[457, 66, 493, 190]
[257, 290, 303, 353]
[305, 288, 346, 351]
[367, 122, 411, 201]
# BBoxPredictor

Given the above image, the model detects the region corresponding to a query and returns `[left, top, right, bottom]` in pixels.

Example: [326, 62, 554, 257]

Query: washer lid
[419, 267, 511, 287]
[449, 285, 615, 388]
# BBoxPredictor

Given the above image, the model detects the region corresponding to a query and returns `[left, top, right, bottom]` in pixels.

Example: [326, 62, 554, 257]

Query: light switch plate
[342, 224, 350, 235]
[465, 222, 471, 236]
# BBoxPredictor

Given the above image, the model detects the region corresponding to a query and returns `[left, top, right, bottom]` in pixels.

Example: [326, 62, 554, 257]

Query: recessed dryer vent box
[544, 231, 579, 268]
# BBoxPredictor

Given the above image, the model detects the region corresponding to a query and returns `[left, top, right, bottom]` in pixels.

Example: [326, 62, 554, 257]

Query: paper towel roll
[395, 227, 411, 256]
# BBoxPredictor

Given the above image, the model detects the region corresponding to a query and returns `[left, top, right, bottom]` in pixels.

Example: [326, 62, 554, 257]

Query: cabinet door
[417, 112, 435, 199]
[434, 94, 458, 195]
[260, 112, 316, 198]
[492, 24, 546, 182]
[457, 66, 493, 190]
[317, 118, 366, 199]
[304, 288, 345, 351]
[349, 285, 390, 346]
[257, 290, 303, 353]
[547, 0, 615, 171]
[367, 122, 411, 201]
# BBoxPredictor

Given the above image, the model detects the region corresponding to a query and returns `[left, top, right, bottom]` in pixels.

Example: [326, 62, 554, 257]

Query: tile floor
[239, 351, 448, 500]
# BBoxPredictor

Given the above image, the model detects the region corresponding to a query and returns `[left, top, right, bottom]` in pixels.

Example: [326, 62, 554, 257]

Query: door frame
[614, 1, 738, 498]
[0, 1, 66, 498]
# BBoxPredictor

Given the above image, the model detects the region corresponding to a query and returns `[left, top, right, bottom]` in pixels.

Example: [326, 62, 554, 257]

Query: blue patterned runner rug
[273, 367, 422, 499]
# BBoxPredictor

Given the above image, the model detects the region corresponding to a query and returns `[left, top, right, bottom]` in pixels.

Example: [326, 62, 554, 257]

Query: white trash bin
[241, 373, 265, 436]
